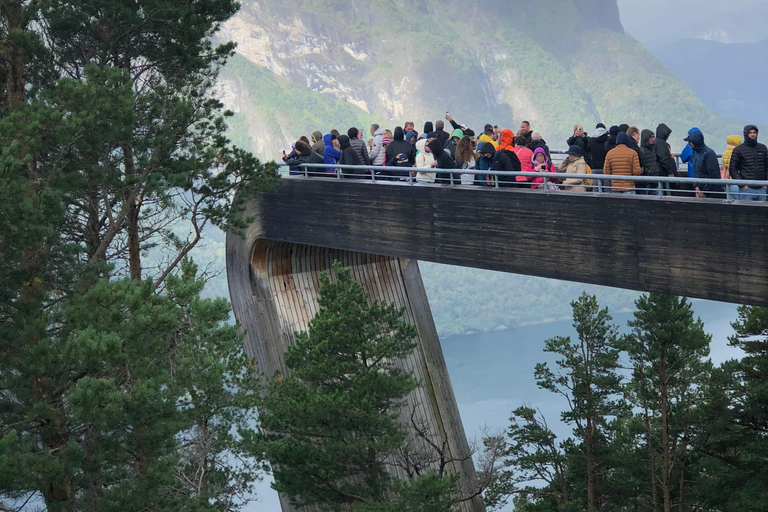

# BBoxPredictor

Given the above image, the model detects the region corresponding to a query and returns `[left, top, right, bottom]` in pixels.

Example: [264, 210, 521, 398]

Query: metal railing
[277, 162, 767, 203]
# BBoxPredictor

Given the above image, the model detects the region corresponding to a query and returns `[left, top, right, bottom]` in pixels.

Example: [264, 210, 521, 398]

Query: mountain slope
[219, 0, 746, 158]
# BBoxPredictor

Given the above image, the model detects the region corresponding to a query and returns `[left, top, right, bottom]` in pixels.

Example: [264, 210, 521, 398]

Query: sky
[617, 0, 766, 46]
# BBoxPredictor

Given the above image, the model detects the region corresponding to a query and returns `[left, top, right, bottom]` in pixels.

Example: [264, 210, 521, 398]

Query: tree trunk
[121, 142, 141, 280]
[639, 366, 659, 512]
[660, 347, 672, 512]
[587, 417, 596, 512]
[2, 0, 27, 108]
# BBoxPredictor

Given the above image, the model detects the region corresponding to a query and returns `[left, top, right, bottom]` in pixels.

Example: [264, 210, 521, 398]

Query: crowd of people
[282, 115, 768, 200]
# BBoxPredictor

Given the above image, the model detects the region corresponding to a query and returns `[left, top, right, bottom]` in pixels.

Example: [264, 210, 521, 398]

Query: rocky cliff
[218, 0, 744, 160]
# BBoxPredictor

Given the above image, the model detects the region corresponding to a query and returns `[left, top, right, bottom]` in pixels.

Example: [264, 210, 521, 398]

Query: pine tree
[0, 1, 276, 509]
[623, 295, 711, 512]
[534, 293, 624, 512]
[249, 264, 459, 512]
[694, 306, 768, 511]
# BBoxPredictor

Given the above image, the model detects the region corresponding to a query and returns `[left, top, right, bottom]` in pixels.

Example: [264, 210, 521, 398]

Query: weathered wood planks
[254, 178, 768, 307]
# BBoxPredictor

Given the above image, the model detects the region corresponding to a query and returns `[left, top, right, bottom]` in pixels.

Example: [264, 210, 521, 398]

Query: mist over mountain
[654, 38, 768, 125]
[618, 0, 768, 48]
[218, 0, 745, 160]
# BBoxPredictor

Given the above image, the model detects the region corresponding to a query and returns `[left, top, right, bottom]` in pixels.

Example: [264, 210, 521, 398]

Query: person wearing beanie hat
[604, 132, 642, 193]
[476, 141, 496, 186]
[619, 123, 630, 133]
[567, 124, 590, 166]
[596, 123, 606, 130]
[559, 145, 588, 192]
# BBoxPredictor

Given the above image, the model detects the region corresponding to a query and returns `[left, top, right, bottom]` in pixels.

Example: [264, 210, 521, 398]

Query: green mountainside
[219, 0, 746, 158]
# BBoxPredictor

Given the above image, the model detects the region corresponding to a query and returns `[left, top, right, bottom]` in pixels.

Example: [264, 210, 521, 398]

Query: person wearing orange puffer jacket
[604, 132, 642, 193]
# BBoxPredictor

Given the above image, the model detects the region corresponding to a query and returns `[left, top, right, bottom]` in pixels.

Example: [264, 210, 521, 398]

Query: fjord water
[442, 299, 741, 444]
[249, 299, 739, 511]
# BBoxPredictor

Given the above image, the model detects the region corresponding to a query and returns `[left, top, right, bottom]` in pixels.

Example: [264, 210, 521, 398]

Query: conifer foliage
[0, 1, 276, 510]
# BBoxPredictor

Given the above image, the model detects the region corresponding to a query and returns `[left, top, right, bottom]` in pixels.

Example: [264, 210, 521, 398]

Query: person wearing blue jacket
[322, 133, 342, 174]
[684, 129, 724, 198]
[679, 127, 700, 178]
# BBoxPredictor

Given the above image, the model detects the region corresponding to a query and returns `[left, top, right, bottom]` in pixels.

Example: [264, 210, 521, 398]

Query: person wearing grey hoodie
[368, 124, 387, 167]
[311, 131, 325, 155]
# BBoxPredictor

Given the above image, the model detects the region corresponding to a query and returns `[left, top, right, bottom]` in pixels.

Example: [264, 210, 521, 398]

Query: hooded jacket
[685, 129, 723, 194]
[385, 127, 416, 173]
[722, 135, 742, 177]
[429, 127, 450, 147]
[338, 135, 362, 177]
[283, 146, 325, 176]
[588, 128, 609, 169]
[423, 122, 434, 135]
[654, 123, 677, 176]
[639, 129, 659, 177]
[531, 147, 555, 188]
[512, 144, 535, 183]
[311, 131, 325, 154]
[428, 138, 456, 184]
[679, 127, 700, 178]
[604, 132, 642, 191]
[415, 138, 436, 183]
[368, 126, 387, 166]
[322, 134, 342, 173]
[476, 142, 496, 185]
[492, 130, 522, 187]
[443, 128, 465, 159]
[729, 125, 768, 182]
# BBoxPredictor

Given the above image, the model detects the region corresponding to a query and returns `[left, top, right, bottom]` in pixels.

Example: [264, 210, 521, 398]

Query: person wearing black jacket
[385, 126, 416, 180]
[338, 135, 363, 178]
[587, 124, 609, 171]
[684, 129, 724, 198]
[729, 124, 768, 201]
[654, 123, 677, 177]
[567, 124, 590, 165]
[427, 138, 457, 184]
[639, 129, 659, 195]
[347, 127, 371, 166]
[428, 120, 450, 147]
[283, 140, 324, 176]
[493, 129, 522, 188]
[604, 125, 620, 154]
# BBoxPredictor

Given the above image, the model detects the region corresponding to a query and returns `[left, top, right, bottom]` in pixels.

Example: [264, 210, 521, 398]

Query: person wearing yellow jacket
[722, 135, 742, 196]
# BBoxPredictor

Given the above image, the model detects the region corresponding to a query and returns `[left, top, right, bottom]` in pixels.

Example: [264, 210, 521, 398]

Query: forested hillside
[218, 0, 746, 161]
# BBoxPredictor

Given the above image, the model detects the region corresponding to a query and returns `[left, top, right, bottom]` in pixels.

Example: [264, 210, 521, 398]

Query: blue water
[247, 299, 740, 511]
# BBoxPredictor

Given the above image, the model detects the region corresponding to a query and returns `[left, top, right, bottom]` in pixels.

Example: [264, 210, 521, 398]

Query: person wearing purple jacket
[322, 133, 341, 174]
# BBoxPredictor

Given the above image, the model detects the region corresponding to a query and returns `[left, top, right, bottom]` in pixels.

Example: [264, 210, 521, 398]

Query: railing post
[303, 165, 308, 178]
[449, 173, 454, 186]
[494, 175, 499, 189]
[597, 177, 603, 195]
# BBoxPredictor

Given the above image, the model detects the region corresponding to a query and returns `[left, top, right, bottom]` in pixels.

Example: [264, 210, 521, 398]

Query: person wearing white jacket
[414, 137, 436, 184]
[368, 124, 387, 167]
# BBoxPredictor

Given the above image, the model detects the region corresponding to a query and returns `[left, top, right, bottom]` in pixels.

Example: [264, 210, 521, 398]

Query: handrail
[278, 162, 766, 189]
